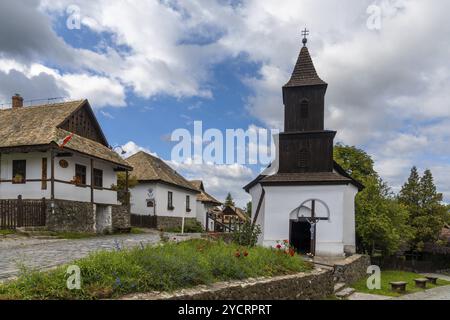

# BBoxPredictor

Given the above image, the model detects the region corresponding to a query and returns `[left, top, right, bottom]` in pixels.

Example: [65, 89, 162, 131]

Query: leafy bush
[232, 222, 261, 247]
[0, 239, 311, 300]
[164, 219, 204, 233]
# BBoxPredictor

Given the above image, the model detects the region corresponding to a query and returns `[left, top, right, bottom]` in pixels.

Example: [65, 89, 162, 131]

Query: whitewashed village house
[126, 151, 201, 230]
[189, 180, 222, 231]
[0, 96, 132, 233]
[244, 37, 363, 257]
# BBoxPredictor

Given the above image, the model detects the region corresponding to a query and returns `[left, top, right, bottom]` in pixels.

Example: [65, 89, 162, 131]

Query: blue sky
[1, 0, 450, 206]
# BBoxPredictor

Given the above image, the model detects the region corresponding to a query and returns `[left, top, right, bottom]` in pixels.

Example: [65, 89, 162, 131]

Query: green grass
[352, 270, 450, 297]
[0, 239, 312, 300]
[0, 229, 16, 236]
[164, 220, 204, 234]
[129, 228, 146, 235]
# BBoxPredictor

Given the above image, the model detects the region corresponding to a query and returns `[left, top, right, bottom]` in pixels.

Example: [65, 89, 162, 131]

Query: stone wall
[46, 200, 95, 233]
[122, 269, 334, 300]
[157, 216, 197, 230]
[112, 205, 130, 231]
[332, 254, 371, 284]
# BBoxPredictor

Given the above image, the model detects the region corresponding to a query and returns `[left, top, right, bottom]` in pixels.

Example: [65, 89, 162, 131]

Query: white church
[244, 34, 363, 257]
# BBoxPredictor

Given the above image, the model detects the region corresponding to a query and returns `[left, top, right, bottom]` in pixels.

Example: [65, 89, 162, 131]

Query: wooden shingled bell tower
[278, 29, 336, 174]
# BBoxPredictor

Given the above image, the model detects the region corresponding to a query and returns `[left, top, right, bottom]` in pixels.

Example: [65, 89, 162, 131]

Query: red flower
[235, 251, 241, 258]
[244, 251, 249, 257]
[276, 244, 282, 249]
[289, 248, 295, 257]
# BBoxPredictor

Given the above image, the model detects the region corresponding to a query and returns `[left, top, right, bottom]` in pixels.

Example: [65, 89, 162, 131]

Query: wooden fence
[130, 214, 157, 229]
[206, 212, 243, 233]
[0, 196, 47, 230]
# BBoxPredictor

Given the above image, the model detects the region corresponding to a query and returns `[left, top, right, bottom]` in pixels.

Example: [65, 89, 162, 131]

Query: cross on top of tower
[302, 28, 309, 46]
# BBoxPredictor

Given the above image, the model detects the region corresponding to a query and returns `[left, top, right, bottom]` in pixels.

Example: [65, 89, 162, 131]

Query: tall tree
[245, 201, 252, 217]
[398, 167, 422, 219]
[399, 168, 447, 250]
[334, 144, 413, 255]
[224, 192, 235, 207]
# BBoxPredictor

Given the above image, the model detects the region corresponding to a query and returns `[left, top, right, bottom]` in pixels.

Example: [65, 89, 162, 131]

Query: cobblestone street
[0, 232, 197, 282]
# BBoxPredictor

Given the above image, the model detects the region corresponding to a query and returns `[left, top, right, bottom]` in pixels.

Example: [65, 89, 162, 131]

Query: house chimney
[12, 94, 24, 109]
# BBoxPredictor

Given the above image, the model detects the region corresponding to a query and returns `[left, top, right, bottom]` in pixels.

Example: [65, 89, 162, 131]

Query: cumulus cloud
[119, 141, 157, 159]
[169, 158, 253, 207]
[1, 0, 450, 201]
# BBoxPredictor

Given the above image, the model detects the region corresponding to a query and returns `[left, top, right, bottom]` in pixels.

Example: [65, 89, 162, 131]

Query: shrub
[165, 220, 204, 233]
[232, 222, 261, 247]
[0, 239, 311, 300]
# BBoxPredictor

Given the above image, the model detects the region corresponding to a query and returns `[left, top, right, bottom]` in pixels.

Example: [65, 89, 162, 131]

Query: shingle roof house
[126, 151, 201, 230]
[0, 96, 132, 233]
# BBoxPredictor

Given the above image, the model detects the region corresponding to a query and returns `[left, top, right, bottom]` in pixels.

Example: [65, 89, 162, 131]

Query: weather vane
[302, 28, 309, 46]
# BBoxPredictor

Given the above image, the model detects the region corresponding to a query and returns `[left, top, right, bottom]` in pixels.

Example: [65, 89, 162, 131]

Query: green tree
[399, 168, 447, 250]
[334, 144, 413, 255]
[224, 192, 235, 207]
[246, 201, 252, 217]
[112, 173, 139, 205]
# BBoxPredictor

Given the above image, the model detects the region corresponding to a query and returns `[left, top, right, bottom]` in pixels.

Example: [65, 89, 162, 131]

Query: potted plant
[12, 174, 24, 184]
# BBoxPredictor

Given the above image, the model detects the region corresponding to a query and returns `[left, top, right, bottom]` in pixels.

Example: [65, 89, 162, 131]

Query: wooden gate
[0, 196, 47, 230]
[130, 214, 157, 229]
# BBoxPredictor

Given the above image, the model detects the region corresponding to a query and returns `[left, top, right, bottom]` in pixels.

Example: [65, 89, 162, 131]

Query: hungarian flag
[56, 133, 74, 149]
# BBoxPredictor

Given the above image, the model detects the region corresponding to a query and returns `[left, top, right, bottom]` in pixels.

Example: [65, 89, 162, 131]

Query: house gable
[58, 101, 108, 146]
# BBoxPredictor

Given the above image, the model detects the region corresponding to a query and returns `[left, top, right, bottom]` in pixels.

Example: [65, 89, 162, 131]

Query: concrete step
[334, 282, 346, 293]
[335, 287, 356, 299]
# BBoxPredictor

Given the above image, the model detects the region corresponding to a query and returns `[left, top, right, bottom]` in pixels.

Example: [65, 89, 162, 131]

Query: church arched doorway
[289, 199, 330, 256]
[290, 219, 311, 254]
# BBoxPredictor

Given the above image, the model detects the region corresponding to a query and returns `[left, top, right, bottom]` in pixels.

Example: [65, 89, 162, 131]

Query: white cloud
[120, 141, 156, 159]
[169, 158, 253, 208]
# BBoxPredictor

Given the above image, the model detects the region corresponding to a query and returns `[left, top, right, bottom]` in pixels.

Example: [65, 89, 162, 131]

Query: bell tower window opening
[300, 100, 309, 119]
[299, 149, 308, 169]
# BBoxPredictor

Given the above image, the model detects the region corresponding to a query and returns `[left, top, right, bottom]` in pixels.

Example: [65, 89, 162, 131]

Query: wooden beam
[311, 200, 316, 256]
[90, 158, 94, 204]
[50, 149, 55, 200]
[252, 188, 266, 226]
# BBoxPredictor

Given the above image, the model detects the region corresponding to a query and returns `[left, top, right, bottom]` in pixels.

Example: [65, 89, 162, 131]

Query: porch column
[50, 149, 55, 200]
[90, 158, 94, 204]
[125, 170, 129, 205]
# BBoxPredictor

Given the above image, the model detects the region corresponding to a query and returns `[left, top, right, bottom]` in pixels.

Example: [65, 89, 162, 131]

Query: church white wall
[250, 184, 355, 257]
[249, 183, 265, 244]
[343, 185, 358, 254]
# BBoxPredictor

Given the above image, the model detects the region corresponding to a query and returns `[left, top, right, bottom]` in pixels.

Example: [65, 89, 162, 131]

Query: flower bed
[0, 239, 312, 300]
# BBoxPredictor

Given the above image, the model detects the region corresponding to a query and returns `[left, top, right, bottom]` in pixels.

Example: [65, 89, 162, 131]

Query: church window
[300, 101, 309, 118]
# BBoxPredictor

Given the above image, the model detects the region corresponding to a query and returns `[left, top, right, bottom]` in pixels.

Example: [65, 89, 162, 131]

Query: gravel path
[393, 285, 450, 300]
[0, 232, 199, 282]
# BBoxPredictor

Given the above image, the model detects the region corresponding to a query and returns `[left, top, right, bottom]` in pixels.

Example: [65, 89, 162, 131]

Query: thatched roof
[126, 151, 199, 193]
[0, 100, 130, 168]
[190, 180, 222, 205]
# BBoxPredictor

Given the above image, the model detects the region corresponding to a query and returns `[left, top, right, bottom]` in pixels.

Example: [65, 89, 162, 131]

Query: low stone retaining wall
[122, 269, 334, 300]
[46, 200, 130, 233]
[332, 254, 371, 284]
[46, 200, 95, 233]
[112, 205, 131, 231]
